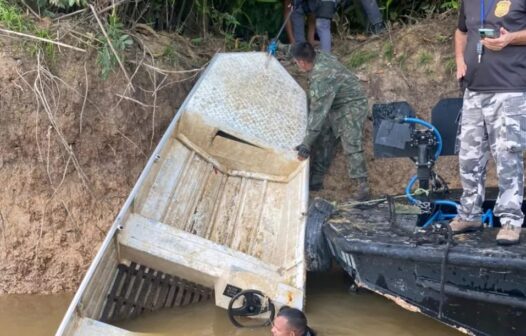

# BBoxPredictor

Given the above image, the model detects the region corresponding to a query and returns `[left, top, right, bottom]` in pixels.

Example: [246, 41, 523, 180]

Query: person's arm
[483, 27, 526, 50]
[455, 29, 468, 80]
[283, 0, 295, 44]
[455, 1, 468, 80]
[509, 30, 526, 45]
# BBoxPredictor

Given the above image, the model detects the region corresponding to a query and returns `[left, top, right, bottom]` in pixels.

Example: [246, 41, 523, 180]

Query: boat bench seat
[118, 213, 303, 309]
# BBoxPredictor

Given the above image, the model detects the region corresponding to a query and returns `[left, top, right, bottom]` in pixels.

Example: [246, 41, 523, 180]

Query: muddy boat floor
[326, 200, 526, 261]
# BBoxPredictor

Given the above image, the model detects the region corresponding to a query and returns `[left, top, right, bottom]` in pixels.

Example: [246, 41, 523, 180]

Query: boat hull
[319, 198, 526, 336]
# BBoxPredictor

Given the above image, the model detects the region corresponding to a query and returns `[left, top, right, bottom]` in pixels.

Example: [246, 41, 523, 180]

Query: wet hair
[277, 306, 316, 336]
[292, 42, 316, 63]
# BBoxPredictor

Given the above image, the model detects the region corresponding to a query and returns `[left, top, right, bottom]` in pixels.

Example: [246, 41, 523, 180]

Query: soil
[0, 13, 500, 294]
[0, 27, 210, 293]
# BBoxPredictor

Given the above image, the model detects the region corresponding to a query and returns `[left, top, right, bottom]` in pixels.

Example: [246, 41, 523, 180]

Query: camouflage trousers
[310, 99, 368, 185]
[458, 89, 526, 228]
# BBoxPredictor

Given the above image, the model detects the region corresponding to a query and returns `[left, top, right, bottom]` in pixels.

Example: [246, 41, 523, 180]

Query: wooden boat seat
[118, 213, 303, 309]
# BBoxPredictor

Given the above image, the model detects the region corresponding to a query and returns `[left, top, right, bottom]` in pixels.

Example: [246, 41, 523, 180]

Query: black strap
[438, 224, 454, 319]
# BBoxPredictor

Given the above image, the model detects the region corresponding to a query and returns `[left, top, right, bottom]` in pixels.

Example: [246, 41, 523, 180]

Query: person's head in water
[292, 42, 316, 73]
[271, 306, 315, 336]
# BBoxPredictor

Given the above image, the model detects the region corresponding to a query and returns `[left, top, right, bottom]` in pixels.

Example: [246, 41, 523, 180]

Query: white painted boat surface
[55, 52, 309, 335]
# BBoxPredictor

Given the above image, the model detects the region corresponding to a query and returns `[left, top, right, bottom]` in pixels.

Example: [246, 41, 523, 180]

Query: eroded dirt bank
[0, 30, 205, 293]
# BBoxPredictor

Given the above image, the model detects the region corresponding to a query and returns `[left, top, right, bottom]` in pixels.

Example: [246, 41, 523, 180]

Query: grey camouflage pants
[458, 89, 526, 228]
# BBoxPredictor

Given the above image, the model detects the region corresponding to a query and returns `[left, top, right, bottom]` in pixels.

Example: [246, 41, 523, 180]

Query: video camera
[373, 98, 463, 191]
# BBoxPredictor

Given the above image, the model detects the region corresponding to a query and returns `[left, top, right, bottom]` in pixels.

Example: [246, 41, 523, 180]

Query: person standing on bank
[293, 42, 369, 201]
[288, 0, 385, 52]
[452, 0, 526, 245]
[283, 0, 316, 45]
[291, 0, 336, 52]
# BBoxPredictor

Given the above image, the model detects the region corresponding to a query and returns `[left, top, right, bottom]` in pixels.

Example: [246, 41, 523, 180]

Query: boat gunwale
[55, 53, 222, 336]
[324, 226, 526, 271]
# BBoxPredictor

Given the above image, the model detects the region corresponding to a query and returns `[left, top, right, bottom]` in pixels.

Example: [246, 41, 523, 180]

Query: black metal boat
[308, 99, 526, 336]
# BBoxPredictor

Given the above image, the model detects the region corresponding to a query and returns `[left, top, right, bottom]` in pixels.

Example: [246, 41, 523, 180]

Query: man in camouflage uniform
[292, 42, 369, 201]
[453, 0, 526, 245]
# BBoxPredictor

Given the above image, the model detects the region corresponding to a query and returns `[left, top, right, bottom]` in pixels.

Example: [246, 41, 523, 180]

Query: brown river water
[1, 272, 462, 336]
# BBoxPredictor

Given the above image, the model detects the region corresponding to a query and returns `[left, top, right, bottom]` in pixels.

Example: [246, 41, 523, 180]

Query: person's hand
[483, 27, 513, 51]
[456, 58, 467, 80]
[295, 144, 310, 161]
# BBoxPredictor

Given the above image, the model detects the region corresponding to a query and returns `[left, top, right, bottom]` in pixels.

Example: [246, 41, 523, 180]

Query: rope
[267, 4, 294, 56]
[342, 189, 429, 207]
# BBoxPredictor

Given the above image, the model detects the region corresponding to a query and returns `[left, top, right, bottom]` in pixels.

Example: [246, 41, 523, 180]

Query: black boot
[369, 21, 386, 35]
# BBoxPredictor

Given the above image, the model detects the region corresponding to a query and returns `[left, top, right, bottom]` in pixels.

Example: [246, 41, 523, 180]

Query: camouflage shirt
[303, 51, 366, 147]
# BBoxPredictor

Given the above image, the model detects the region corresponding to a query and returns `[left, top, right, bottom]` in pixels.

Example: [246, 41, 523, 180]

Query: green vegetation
[202, 1, 244, 49]
[444, 56, 457, 74]
[383, 0, 459, 22]
[418, 51, 432, 66]
[96, 14, 133, 80]
[383, 42, 394, 61]
[441, 0, 460, 11]
[347, 49, 377, 69]
[0, 0, 462, 78]
[0, 0, 56, 63]
[3, 0, 462, 38]
[0, 0, 31, 30]
[397, 53, 408, 70]
[162, 44, 178, 66]
[435, 34, 450, 43]
[1, 0, 463, 45]
[32, 28, 56, 61]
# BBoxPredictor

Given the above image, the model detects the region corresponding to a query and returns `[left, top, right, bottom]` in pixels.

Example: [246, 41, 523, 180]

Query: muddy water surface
[2, 272, 462, 336]
[0, 294, 72, 335]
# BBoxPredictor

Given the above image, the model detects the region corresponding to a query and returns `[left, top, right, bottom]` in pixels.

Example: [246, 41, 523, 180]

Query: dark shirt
[458, 0, 526, 92]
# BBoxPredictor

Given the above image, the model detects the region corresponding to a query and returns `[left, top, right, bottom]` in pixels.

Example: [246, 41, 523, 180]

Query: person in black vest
[290, 0, 334, 52]
[283, 0, 316, 46]
[451, 0, 526, 245]
[284, 0, 385, 52]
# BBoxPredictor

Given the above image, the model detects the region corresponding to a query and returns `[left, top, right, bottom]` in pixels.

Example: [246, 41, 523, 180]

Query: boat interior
[57, 53, 309, 335]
